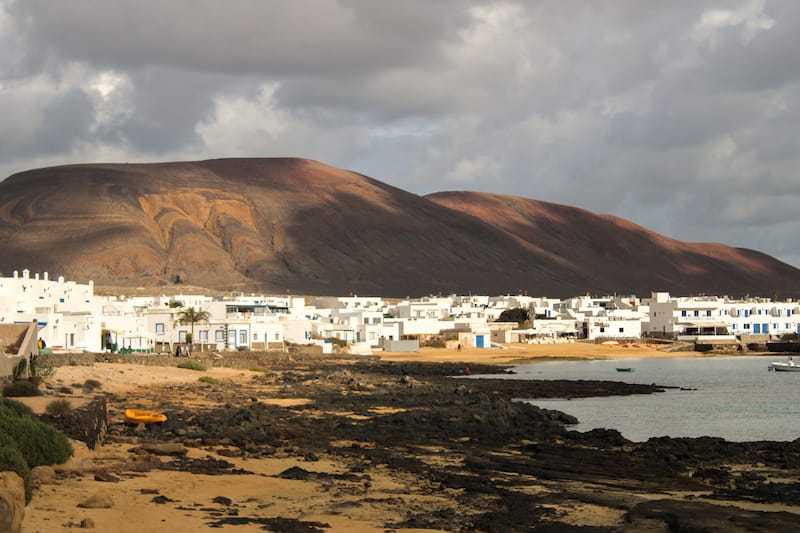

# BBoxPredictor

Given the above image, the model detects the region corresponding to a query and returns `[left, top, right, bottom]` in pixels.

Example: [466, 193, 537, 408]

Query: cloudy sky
[2, 1, 800, 267]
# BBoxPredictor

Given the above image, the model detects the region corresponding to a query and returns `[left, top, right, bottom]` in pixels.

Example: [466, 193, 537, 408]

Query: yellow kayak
[124, 408, 167, 424]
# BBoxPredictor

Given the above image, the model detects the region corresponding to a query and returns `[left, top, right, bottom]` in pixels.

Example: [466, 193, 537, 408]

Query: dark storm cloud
[115, 67, 224, 153]
[33, 88, 95, 155]
[1, 0, 800, 269]
[7, 0, 464, 76]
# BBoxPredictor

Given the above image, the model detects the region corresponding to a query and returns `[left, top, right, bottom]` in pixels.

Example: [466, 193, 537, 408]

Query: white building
[647, 292, 800, 340]
[0, 270, 103, 351]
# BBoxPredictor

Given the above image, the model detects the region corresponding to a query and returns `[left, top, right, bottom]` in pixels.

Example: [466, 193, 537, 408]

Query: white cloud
[694, 0, 775, 48]
[197, 84, 288, 153]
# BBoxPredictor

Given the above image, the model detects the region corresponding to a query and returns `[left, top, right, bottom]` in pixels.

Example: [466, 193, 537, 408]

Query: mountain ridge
[0, 157, 796, 297]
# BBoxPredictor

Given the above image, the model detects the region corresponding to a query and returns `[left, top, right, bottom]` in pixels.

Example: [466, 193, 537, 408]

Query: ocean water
[478, 355, 800, 442]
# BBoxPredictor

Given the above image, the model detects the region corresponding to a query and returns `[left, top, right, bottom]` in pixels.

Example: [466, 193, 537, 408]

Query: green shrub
[82, 379, 102, 392]
[44, 399, 73, 415]
[0, 410, 74, 467]
[2, 380, 41, 397]
[0, 429, 18, 448]
[177, 360, 206, 371]
[12, 359, 27, 381]
[198, 376, 220, 385]
[0, 444, 33, 504]
[0, 398, 35, 417]
[497, 307, 531, 327]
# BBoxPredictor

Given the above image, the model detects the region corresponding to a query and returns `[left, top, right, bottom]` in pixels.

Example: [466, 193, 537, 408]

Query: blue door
[754, 324, 761, 334]
[762, 323, 768, 333]
[476, 335, 485, 348]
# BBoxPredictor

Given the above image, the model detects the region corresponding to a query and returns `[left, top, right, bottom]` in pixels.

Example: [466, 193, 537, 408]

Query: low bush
[2, 380, 41, 397]
[44, 399, 73, 415]
[0, 444, 32, 504]
[0, 397, 35, 417]
[82, 379, 102, 392]
[0, 409, 74, 467]
[198, 376, 220, 385]
[0, 429, 18, 448]
[177, 360, 206, 371]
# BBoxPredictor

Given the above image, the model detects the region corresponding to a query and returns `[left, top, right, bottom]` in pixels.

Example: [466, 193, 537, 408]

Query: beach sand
[379, 341, 698, 365]
[15, 342, 795, 532]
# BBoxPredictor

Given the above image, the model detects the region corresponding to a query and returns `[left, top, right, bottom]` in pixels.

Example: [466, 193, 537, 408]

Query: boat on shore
[124, 408, 167, 424]
[616, 367, 635, 372]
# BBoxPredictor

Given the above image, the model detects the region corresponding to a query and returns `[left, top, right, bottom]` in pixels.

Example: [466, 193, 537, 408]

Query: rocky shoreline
[37, 355, 800, 531]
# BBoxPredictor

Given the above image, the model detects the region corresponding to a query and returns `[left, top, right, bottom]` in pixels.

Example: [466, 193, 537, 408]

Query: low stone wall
[42, 344, 329, 371]
[37, 352, 96, 368]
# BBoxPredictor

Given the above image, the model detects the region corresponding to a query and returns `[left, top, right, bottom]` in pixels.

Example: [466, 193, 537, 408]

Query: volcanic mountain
[0, 158, 797, 297]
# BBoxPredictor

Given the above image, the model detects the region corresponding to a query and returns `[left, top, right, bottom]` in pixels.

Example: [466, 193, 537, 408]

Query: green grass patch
[198, 376, 221, 385]
[249, 367, 273, 375]
[177, 360, 207, 371]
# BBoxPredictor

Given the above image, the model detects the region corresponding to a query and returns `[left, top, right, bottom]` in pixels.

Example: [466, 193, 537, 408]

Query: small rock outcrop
[0, 471, 25, 533]
[31, 465, 56, 485]
[77, 493, 114, 509]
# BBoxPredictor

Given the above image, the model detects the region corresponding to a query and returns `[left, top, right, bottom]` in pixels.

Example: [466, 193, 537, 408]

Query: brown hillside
[0, 158, 796, 297]
[426, 191, 799, 297]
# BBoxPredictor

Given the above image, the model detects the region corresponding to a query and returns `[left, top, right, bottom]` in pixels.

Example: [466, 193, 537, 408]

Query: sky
[2, 0, 800, 267]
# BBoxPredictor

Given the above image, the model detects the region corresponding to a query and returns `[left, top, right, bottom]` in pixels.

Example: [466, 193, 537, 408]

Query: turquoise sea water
[480, 355, 800, 442]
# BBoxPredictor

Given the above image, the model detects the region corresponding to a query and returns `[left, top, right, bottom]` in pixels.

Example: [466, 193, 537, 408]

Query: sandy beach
[13, 342, 798, 532]
[379, 341, 698, 364]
